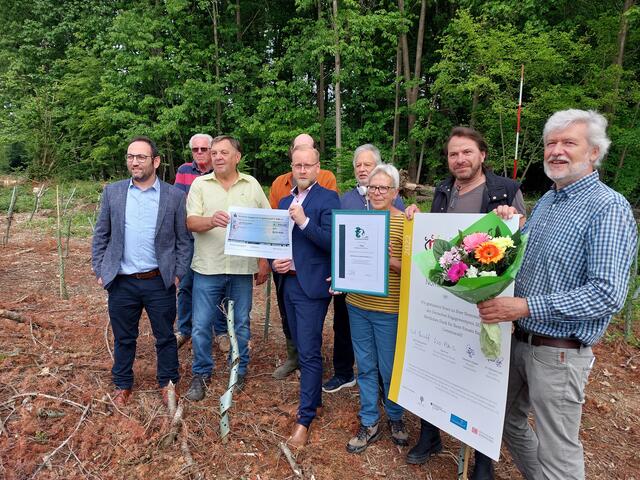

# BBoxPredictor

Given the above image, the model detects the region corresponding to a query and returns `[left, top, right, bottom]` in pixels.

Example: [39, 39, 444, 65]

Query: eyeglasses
[126, 154, 152, 162]
[291, 162, 319, 171]
[191, 147, 210, 153]
[368, 185, 393, 195]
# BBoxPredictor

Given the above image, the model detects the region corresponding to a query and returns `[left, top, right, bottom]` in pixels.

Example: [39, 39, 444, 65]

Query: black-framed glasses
[126, 154, 152, 162]
[368, 185, 393, 195]
[191, 147, 210, 153]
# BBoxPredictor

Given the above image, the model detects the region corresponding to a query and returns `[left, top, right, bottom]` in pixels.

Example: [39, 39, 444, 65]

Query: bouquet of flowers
[414, 212, 528, 359]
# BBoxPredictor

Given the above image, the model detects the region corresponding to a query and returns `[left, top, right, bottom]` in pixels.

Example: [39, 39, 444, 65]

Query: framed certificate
[331, 210, 389, 296]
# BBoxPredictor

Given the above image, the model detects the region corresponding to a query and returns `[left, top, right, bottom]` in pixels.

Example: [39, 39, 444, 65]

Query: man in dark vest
[406, 126, 525, 480]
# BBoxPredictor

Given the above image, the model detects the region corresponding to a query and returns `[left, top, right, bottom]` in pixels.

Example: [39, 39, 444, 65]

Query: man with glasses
[269, 133, 338, 380]
[272, 145, 340, 447]
[405, 127, 525, 480]
[185, 135, 271, 401]
[322, 144, 405, 395]
[92, 136, 191, 407]
[174, 134, 230, 353]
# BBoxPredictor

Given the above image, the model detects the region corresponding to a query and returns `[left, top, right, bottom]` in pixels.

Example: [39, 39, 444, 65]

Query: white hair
[543, 109, 611, 167]
[368, 164, 399, 189]
[353, 144, 382, 168]
[188, 133, 214, 148]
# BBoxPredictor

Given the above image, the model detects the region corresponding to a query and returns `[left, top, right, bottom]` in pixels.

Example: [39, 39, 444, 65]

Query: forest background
[0, 0, 638, 204]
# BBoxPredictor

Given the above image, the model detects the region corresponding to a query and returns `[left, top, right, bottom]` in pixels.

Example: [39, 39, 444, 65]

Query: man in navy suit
[92, 136, 191, 407]
[272, 145, 340, 447]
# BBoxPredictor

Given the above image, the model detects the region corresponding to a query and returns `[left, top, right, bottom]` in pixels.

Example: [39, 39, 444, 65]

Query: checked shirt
[515, 171, 637, 345]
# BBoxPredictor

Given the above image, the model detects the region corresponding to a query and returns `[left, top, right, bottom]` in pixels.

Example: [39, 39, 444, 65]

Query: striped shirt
[347, 214, 404, 314]
[174, 162, 212, 194]
[515, 171, 637, 345]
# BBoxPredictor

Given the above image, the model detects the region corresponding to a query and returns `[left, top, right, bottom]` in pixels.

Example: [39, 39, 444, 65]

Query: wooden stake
[3, 185, 18, 246]
[264, 273, 271, 340]
[28, 184, 46, 222]
[457, 444, 472, 480]
[56, 185, 68, 299]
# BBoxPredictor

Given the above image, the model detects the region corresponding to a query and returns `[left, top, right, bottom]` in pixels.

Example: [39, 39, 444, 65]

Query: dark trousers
[107, 275, 179, 389]
[332, 294, 355, 378]
[283, 275, 330, 427]
[273, 272, 292, 339]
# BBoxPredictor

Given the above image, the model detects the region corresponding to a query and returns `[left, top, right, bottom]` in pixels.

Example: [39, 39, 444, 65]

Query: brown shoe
[287, 423, 309, 448]
[113, 389, 132, 407]
[161, 383, 180, 406]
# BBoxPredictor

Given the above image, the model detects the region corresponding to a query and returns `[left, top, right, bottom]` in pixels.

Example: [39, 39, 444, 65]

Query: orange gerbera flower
[474, 241, 505, 264]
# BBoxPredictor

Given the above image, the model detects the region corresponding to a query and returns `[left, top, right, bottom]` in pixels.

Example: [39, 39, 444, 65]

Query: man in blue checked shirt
[479, 109, 637, 480]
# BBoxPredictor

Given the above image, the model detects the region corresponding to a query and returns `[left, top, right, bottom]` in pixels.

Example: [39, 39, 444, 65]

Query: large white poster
[390, 213, 519, 461]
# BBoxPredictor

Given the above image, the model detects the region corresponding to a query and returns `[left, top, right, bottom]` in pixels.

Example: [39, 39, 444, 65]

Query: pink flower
[463, 232, 491, 253]
[447, 262, 468, 282]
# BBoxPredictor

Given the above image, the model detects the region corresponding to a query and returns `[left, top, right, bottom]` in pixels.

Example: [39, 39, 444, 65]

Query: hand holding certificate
[224, 206, 293, 259]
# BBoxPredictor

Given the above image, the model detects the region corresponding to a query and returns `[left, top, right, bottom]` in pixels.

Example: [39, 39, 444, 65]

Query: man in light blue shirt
[92, 136, 191, 408]
[478, 110, 637, 480]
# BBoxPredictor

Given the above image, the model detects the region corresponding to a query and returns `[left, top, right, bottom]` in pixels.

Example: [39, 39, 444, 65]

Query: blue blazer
[278, 185, 340, 299]
[91, 178, 191, 290]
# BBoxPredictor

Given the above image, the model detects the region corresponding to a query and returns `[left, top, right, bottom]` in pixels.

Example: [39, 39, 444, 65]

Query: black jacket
[431, 169, 521, 214]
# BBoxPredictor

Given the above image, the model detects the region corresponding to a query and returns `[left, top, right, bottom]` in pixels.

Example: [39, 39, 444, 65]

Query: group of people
[91, 108, 637, 480]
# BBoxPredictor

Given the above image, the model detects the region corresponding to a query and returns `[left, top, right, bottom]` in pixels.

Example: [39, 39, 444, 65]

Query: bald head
[293, 134, 315, 148]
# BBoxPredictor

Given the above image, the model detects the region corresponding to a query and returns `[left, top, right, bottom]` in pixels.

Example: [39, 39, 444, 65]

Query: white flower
[466, 265, 478, 278]
[478, 271, 497, 277]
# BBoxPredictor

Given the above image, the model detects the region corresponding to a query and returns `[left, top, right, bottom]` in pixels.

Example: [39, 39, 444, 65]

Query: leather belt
[124, 269, 161, 280]
[513, 327, 583, 349]
[286, 270, 297, 276]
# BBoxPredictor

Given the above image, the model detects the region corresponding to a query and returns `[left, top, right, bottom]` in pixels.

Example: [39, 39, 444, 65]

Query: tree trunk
[317, 0, 326, 155]
[236, 0, 242, 43]
[613, 98, 640, 184]
[391, 40, 401, 162]
[332, 0, 342, 176]
[398, 0, 426, 179]
[470, 87, 480, 127]
[211, 1, 223, 134]
[608, 0, 635, 115]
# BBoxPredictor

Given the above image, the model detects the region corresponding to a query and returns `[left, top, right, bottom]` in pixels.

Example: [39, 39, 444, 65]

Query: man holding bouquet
[406, 126, 526, 480]
[479, 109, 637, 480]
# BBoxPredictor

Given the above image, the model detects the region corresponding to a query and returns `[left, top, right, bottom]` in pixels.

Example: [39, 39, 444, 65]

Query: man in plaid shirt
[479, 109, 637, 480]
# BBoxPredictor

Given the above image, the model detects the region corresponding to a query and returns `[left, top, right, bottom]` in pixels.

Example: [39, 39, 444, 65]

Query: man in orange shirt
[270, 134, 338, 379]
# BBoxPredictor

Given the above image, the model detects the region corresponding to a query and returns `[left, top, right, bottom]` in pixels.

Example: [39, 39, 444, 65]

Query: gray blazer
[91, 178, 191, 290]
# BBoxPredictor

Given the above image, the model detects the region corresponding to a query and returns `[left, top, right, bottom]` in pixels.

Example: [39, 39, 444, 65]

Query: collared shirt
[187, 171, 271, 275]
[119, 177, 160, 274]
[515, 171, 637, 345]
[174, 162, 212, 194]
[288, 183, 315, 271]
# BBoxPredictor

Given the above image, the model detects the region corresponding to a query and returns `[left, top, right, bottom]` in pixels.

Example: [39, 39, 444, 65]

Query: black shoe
[235, 374, 246, 391]
[470, 451, 494, 480]
[185, 375, 208, 401]
[406, 419, 443, 464]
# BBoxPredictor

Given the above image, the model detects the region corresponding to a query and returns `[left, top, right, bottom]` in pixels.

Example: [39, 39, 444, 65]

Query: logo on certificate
[354, 226, 368, 240]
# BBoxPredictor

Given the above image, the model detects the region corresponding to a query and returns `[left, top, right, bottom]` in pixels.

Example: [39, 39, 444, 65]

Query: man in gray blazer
[92, 136, 191, 407]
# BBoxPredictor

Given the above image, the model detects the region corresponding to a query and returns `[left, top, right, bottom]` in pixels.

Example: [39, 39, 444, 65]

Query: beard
[296, 177, 313, 191]
[450, 162, 482, 181]
[543, 155, 592, 187]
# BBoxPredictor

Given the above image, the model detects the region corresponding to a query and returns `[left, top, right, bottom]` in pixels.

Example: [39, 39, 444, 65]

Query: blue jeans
[107, 275, 179, 389]
[347, 304, 404, 426]
[177, 267, 228, 337]
[191, 273, 252, 377]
